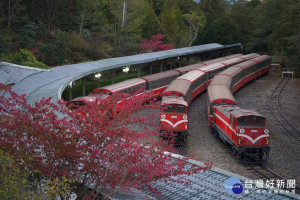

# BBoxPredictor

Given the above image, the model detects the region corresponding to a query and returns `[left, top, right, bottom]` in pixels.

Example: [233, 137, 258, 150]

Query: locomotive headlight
[264, 129, 269, 134]
[239, 129, 245, 134]
[161, 114, 166, 119]
[183, 115, 187, 120]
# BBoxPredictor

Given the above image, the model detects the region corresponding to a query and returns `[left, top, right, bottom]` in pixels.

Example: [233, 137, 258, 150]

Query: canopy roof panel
[7, 43, 241, 105]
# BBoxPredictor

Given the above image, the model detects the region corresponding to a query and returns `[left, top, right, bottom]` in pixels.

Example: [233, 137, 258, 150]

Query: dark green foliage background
[0, 0, 299, 73]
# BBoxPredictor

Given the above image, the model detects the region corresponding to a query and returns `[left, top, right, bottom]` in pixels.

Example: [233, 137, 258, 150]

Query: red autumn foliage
[0, 83, 210, 196]
[140, 34, 174, 53]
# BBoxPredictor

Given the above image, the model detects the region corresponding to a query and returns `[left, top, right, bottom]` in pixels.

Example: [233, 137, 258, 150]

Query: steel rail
[268, 77, 300, 141]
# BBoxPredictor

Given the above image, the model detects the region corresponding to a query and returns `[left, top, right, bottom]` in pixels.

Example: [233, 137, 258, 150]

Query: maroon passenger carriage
[207, 55, 271, 162]
[67, 54, 245, 109]
[210, 55, 271, 93]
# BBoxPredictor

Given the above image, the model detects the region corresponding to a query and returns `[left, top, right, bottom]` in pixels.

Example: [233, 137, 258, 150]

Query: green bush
[1, 49, 50, 69]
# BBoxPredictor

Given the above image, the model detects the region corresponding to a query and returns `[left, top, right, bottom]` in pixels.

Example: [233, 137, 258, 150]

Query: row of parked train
[68, 53, 271, 162]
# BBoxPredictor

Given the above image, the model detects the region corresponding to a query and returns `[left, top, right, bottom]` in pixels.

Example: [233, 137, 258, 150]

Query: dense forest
[0, 0, 299, 72]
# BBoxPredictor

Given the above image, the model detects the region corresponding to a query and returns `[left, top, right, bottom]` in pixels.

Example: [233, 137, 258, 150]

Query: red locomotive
[207, 55, 271, 162]
[160, 96, 189, 144]
[211, 105, 270, 162]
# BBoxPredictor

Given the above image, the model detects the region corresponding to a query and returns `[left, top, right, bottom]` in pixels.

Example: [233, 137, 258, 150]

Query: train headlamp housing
[183, 115, 187, 120]
[161, 114, 166, 119]
[239, 129, 245, 134]
[264, 129, 269, 134]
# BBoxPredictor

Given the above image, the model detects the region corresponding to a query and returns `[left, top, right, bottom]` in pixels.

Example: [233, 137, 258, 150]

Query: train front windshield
[237, 116, 265, 126]
[163, 105, 187, 113]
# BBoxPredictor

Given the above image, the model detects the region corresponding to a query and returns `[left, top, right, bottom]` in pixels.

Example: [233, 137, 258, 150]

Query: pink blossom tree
[0, 84, 211, 198]
[140, 34, 174, 53]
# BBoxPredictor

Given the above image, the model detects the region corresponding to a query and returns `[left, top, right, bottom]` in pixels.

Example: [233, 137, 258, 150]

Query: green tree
[198, 16, 240, 45]
[140, 1, 162, 39]
[198, 0, 226, 25]
[107, 0, 156, 56]
[74, 0, 109, 38]
[18, 22, 39, 49]
[29, 0, 75, 34]
[272, 0, 300, 72]
[246, 0, 287, 54]
[40, 30, 69, 66]
[3, 0, 28, 31]
[183, 10, 206, 46]
[67, 32, 90, 63]
[247, 0, 261, 9]
[0, 30, 19, 54]
[228, 2, 254, 45]
[160, 0, 188, 47]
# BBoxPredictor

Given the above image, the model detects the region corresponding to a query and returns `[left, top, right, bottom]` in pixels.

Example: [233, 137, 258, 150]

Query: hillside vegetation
[0, 0, 299, 72]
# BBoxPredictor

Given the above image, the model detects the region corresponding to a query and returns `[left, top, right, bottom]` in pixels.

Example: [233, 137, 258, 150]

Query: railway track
[246, 164, 285, 180]
[269, 76, 300, 141]
[244, 163, 300, 194]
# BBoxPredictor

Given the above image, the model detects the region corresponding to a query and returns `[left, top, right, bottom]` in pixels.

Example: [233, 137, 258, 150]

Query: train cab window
[250, 116, 265, 126]
[237, 116, 265, 126]
[163, 105, 186, 113]
[176, 105, 186, 113]
[163, 105, 173, 112]
[237, 117, 249, 126]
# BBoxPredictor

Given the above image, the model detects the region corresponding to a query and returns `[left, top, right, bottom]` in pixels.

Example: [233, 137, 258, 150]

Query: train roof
[173, 63, 206, 73]
[201, 53, 261, 73]
[173, 54, 243, 73]
[220, 57, 244, 65]
[219, 66, 243, 77]
[217, 106, 264, 118]
[161, 96, 188, 107]
[177, 70, 205, 82]
[234, 60, 257, 69]
[251, 54, 271, 62]
[233, 55, 270, 69]
[209, 74, 232, 88]
[207, 85, 237, 105]
[163, 79, 191, 97]
[240, 53, 260, 60]
[201, 53, 243, 65]
[140, 70, 180, 82]
[100, 78, 146, 93]
[199, 62, 225, 72]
